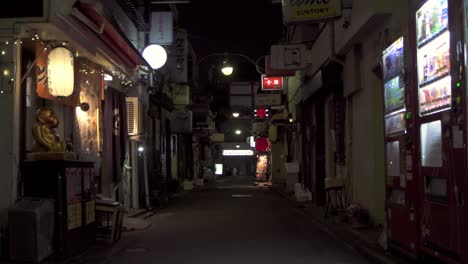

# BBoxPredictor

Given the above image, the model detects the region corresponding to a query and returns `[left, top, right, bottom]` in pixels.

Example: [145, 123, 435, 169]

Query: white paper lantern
[142, 44, 167, 69]
[47, 47, 74, 97]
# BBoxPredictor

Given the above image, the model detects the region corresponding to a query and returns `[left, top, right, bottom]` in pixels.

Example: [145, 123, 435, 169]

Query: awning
[71, 0, 150, 70]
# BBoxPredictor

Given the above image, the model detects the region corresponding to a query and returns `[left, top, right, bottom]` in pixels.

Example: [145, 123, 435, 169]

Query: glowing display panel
[416, 0, 451, 116]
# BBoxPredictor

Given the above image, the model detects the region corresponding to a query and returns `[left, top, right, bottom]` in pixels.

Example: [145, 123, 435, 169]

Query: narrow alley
[3, 0, 468, 263]
[74, 176, 368, 264]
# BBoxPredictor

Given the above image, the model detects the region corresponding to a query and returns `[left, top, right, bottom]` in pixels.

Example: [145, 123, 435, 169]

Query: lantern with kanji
[47, 47, 74, 97]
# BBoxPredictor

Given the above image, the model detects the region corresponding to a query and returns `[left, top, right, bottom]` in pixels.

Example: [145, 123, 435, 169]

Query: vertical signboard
[150, 12, 173, 45]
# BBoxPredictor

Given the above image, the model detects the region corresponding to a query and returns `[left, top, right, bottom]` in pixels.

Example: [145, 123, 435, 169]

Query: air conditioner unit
[9, 198, 55, 263]
[126, 97, 146, 136]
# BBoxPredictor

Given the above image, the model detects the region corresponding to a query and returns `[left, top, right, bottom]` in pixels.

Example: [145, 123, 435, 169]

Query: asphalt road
[77, 176, 369, 264]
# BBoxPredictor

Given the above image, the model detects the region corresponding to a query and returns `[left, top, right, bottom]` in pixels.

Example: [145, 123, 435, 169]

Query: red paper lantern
[255, 137, 270, 152]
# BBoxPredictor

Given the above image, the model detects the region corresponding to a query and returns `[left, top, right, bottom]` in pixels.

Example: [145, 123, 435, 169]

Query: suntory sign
[282, 0, 342, 24]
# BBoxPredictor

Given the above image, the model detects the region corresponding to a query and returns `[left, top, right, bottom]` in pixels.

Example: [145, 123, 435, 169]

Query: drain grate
[124, 247, 149, 253]
[231, 194, 253, 198]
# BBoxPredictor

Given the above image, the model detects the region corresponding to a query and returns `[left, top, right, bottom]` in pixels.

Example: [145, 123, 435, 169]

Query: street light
[235, 130, 242, 135]
[221, 61, 234, 76]
[232, 112, 240, 118]
[197, 53, 265, 76]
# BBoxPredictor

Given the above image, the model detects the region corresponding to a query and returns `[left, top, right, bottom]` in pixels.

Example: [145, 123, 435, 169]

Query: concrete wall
[0, 40, 19, 225]
[346, 31, 386, 224]
[271, 142, 287, 184]
[341, 0, 409, 225]
[0, 82, 14, 224]
[298, 0, 409, 224]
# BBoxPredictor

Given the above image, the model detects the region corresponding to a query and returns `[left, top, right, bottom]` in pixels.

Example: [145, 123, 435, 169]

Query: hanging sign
[282, 0, 342, 24]
[150, 12, 173, 44]
[254, 107, 270, 118]
[261, 75, 283, 90]
[255, 93, 282, 106]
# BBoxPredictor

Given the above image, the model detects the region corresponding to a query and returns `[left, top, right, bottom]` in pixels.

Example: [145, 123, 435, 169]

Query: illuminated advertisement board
[383, 37, 405, 81]
[416, 0, 451, 116]
[384, 76, 405, 113]
[261, 75, 283, 90]
[385, 111, 406, 136]
[382, 37, 405, 115]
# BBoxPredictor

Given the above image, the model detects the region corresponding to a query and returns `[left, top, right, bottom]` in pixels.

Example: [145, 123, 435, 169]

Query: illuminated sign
[282, 0, 342, 24]
[249, 136, 256, 148]
[254, 107, 270, 118]
[222, 150, 254, 156]
[215, 164, 223, 175]
[261, 75, 283, 90]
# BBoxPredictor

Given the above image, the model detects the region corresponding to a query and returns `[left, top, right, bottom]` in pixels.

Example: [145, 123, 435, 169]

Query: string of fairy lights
[0, 31, 137, 96]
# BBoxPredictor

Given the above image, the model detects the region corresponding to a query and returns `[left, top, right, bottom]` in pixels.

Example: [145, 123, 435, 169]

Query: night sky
[177, 0, 284, 61]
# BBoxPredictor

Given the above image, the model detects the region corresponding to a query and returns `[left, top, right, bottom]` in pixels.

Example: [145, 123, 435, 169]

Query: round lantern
[255, 137, 270, 152]
[47, 47, 74, 97]
[142, 44, 167, 69]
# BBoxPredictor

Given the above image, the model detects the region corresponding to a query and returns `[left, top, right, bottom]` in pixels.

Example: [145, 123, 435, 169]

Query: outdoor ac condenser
[126, 97, 146, 136]
[9, 197, 55, 263]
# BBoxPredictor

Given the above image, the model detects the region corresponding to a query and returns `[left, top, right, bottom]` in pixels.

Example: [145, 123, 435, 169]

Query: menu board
[416, 0, 451, 116]
[385, 111, 406, 136]
[66, 168, 82, 230]
[416, 0, 448, 47]
[384, 76, 405, 113]
[383, 37, 405, 81]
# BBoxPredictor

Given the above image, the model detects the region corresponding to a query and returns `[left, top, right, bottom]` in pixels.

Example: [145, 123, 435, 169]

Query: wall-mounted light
[235, 130, 242, 135]
[232, 112, 240, 118]
[236, 145, 240, 148]
[138, 146, 144, 152]
[47, 47, 74, 97]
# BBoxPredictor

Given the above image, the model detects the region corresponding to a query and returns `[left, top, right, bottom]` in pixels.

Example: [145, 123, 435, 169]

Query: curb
[270, 186, 407, 264]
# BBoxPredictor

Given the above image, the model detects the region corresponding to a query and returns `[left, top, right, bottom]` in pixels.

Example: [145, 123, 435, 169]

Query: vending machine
[413, 0, 466, 262]
[382, 37, 419, 258]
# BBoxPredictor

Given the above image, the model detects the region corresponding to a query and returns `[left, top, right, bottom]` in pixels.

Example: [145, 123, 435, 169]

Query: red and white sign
[261, 75, 283, 91]
[254, 107, 269, 118]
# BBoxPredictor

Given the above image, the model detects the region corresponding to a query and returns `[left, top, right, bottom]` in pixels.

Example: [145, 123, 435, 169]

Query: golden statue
[32, 108, 66, 152]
